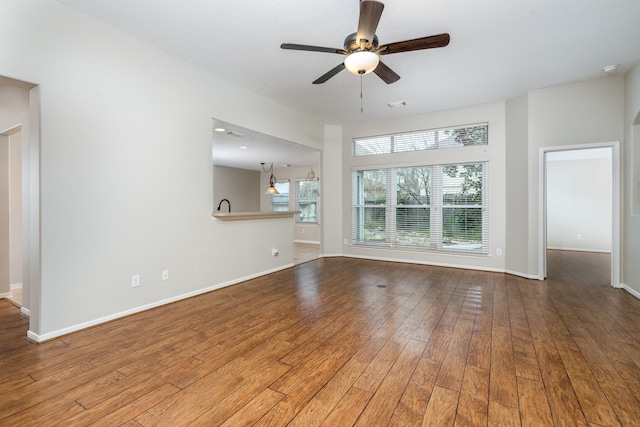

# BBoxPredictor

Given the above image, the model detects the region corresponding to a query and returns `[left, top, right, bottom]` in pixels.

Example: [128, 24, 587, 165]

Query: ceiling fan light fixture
[344, 51, 379, 75]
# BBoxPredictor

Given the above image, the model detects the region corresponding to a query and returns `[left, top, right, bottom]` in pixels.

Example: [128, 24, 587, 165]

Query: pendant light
[261, 162, 280, 195]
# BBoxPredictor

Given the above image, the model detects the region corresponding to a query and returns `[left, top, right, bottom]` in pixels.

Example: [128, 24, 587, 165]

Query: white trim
[321, 253, 578, 280]
[342, 253, 505, 273]
[504, 269, 540, 280]
[26, 263, 294, 343]
[344, 253, 539, 279]
[620, 283, 640, 299]
[538, 149, 546, 280]
[0, 292, 11, 299]
[10, 282, 23, 290]
[0, 124, 22, 135]
[294, 240, 320, 244]
[21, 307, 30, 317]
[539, 142, 620, 286]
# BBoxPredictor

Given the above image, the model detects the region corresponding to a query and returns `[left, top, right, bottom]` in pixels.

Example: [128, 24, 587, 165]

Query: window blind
[352, 162, 488, 253]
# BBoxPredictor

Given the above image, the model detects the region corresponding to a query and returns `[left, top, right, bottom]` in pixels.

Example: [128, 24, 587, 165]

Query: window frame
[296, 179, 320, 224]
[353, 123, 488, 157]
[270, 180, 290, 212]
[352, 162, 488, 254]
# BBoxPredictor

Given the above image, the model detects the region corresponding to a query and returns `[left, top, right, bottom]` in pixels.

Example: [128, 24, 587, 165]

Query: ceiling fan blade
[356, 0, 384, 50]
[374, 60, 400, 84]
[313, 63, 346, 84]
[281, 43, 348, 55]
[378, 33, 450, 55]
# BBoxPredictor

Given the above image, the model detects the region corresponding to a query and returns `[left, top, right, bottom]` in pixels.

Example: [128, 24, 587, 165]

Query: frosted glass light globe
[344, 51, 379, 75]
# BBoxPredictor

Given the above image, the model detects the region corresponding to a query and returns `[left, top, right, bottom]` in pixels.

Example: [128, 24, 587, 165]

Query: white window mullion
[353, 171, 363, 242]
[482, 163, 489, 253]
[431, 164, 443, 250]
[387, 168, 397, 246]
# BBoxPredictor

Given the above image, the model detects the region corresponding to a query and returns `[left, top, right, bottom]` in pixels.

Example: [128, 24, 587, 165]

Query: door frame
[538, 141, 620, 286]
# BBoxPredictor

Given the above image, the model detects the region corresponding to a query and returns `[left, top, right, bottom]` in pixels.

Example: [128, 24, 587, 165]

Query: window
[352, 162, 488, 253]
[270, 181, 290, 212]
[296, 180, 319, 223]
[353, 123, 488, 156]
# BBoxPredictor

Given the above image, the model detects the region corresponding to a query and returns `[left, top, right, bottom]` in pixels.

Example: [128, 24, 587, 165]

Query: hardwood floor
[1, 251, 639, 425]
[294, 242, 320, 265]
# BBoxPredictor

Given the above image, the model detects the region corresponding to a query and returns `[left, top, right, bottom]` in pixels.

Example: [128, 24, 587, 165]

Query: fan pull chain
[360, 74, 364, 114]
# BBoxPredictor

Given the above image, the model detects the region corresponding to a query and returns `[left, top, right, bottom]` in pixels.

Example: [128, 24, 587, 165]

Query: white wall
[504, 94, 530, 276]
[546, 153, 611, 252]
[623, 62, 640, 296]
[321, 125, 343, 256]
[212, 165, 260, 213]
[0, 0, 323, 339]
[0, 83, 30, 130]
[340, 102, 507, 272]
[2, 0, 636, 339]
[527, 77, 624, 277]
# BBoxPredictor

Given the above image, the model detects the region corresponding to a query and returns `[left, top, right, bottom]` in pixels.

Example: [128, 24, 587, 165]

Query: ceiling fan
[281, 0, 450, 85]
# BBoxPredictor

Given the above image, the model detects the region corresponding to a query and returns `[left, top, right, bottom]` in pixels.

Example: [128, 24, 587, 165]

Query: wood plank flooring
[293, 242, 320, 265]
[1, 250, 640, 425]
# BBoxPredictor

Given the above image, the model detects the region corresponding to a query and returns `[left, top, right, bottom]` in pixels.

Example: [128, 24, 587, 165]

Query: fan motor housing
[344, 32, 379, 52]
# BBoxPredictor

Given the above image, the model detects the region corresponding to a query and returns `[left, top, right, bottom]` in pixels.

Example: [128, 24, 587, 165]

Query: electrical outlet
[131, 274, 140, 287]
[577, 234, 582, 240]
[272, 248, 279, 256]
[496, 248, 502, 256]
[162, 270, 169, 281]
[344, 239, 348, 245]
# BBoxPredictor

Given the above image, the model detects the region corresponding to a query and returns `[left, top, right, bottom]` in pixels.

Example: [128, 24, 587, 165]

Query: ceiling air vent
[388, 100, 407, 108]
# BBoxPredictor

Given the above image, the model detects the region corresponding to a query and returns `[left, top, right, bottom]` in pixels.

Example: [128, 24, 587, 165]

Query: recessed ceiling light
[214, 127, 226, 132]
[603, 64, 618, 74]
[239, 146, 248, 149]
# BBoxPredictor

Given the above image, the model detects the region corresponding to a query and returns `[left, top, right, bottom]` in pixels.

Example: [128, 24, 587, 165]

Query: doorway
[540, 142, 620, 286]
[0, 126, 23, 306]
[0, 75, 39, 320]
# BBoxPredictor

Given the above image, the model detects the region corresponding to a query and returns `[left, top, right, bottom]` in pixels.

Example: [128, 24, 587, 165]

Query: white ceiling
[54, 0, 640, 169]
[211, 119, 320, 171]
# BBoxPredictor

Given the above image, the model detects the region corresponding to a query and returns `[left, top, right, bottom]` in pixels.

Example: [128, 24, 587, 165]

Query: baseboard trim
[322, 253, 540, 279]
[10, 282, 23, 290]
[26, 263, 295, 343]
[25, 254, 624, 342]
[620, 283, 640, 300]
[342, 253, 507, 274]
[294, 240, 320, 244]
[504, 269, 542, 280]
